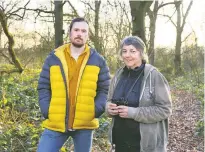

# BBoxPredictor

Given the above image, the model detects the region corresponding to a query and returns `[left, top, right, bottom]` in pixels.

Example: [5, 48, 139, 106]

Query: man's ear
[69, 32, 71, 38]
[68, 29, 71, 38]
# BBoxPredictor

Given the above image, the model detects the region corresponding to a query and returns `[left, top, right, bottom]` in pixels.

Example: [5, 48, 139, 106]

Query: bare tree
[174, 0, 193, 75]
[147, 1, 176, 65]
[25, 0, 77, 48]
[0, 0, 31, 73]
[79, 0, 103, 54]
[25, 0, 66, 48]
[147, 1, 158, 65]
[158, 0, 193, 75]
[107, 0, 131, 54]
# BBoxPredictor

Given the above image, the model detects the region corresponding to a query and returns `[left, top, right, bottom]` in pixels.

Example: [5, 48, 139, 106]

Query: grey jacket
[106, 64, 172, 152]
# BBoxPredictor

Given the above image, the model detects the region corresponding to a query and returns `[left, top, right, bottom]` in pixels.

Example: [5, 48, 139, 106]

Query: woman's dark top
[112, 64, 145, 152]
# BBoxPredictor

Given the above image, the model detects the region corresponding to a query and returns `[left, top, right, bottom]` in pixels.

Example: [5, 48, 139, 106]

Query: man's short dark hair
[69, 17, 88, 32]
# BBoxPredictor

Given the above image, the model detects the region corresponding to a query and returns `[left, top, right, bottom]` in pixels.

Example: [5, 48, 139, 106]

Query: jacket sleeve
[128, 70, 172, 123]
[105, 77, 116, 117]
[37, 56, 51, 119]
[94, 58, 111, 118]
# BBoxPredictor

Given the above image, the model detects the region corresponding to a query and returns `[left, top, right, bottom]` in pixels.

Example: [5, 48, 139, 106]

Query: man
[37, 17, 110, 152]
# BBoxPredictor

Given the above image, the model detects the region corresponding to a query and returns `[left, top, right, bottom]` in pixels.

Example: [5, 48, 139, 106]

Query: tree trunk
[175, 30, 182, 75]
[54, 1, 64, 48]
[174, 0, 193, 75]
[0, 11, 23, 73]
[147, 1, 158, 65]
[129, 1, 153, 43]
[174, 1, 183, 75]
[0, 25, 2, 48]
[93, 0, 102, 54]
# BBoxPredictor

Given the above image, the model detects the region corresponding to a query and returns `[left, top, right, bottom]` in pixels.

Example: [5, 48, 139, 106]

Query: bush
[0, 70, 40, 118]
[0, 107, 43, 152]
[0, 70, 43, 152]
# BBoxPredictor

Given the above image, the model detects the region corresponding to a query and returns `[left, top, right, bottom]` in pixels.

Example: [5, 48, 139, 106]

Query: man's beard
[72, 42, 84, 48]
[71, 38, 84, 48]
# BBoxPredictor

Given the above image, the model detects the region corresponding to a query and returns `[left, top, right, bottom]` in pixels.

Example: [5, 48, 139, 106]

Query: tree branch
[158, 14, 177, 28]
[24, 8, 54, 14]
[0, 68, 21, 75]
[66, 1, 79, 17]
[23, 56, 34, 69]
[182, 32, 192, 43]
[80, 0, 95, 11]
[2, 0, 15, 10]
[23, 7, 54, 23]
[6, 0, 19, 15]
[147, 7, 152, 18]
[157, 2, 176, 11]
[0, 10, 23, 73]
[62, 1, 66, 6]
[7, 0, 30, 20]
[63, 13, 76, 17]
[181, 0, 193, 29]
[0, 49, 13, 64]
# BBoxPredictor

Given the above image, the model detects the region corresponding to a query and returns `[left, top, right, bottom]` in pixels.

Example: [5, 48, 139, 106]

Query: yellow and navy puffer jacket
[37, 44, 110, 132]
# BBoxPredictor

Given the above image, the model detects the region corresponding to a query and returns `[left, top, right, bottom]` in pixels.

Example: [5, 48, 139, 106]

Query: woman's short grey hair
[119, 36, 148, 63]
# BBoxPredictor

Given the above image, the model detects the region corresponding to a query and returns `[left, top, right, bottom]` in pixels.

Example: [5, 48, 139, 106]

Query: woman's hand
[117, 105, 128, 118]
[107, 103, 119, 116]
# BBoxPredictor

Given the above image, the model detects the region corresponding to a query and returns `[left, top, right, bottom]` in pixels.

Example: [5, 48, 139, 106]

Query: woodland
[0, 0, 204, 151]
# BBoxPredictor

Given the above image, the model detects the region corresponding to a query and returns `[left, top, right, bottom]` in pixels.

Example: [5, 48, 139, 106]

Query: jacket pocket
[38, 89, 51, 119]
[140, 122, 162, 149]
[141, 87, 155, 106]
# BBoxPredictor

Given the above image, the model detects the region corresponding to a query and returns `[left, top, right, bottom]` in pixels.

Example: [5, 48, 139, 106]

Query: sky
[155, 0, 205, 47]
[2, 0, 205, 48]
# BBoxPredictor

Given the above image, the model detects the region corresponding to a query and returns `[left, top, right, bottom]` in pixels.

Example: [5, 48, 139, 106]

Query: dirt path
[167, 90, 204, 152]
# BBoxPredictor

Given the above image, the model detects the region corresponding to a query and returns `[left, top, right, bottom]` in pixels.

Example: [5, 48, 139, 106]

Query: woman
[106, 36, 172, 152]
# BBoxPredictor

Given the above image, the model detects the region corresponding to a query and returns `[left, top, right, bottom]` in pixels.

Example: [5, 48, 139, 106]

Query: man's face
[69, 21, 89, 48]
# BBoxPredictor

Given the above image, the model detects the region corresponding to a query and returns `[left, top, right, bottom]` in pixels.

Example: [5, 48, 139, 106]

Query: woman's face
[121, 44, 142, 69]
